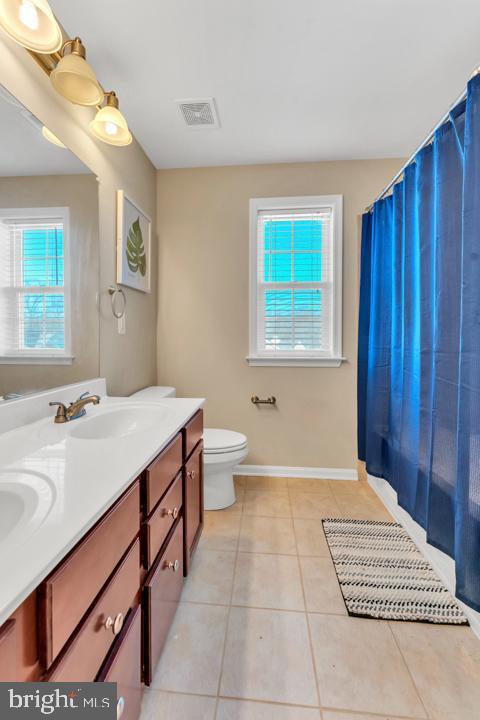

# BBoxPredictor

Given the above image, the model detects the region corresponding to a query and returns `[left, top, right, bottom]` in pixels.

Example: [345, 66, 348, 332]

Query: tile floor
[141, 476, 480, 720]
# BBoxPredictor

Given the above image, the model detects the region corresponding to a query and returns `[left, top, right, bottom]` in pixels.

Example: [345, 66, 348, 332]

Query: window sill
[246, 356, 346, 368]
[0, 355, 74, 366]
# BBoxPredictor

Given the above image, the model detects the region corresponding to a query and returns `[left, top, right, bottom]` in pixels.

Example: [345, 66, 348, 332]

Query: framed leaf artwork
[116, 190, 151, 292]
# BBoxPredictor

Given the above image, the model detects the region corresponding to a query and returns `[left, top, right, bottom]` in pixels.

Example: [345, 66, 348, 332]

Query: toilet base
[204, 446, 248, 510]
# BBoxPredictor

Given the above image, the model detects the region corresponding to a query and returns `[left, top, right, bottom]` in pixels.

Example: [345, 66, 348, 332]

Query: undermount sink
[68, 404, 170, 440]
[0, 470, 55, 549]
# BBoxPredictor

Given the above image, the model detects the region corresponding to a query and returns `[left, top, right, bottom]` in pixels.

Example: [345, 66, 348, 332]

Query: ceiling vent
[176, 98, 220, 129]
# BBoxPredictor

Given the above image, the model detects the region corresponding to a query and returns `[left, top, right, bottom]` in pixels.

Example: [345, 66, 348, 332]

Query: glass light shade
[89, 105, 132, 147]
[50, 52, 104, 106]
[0, 0, 62, 53]
[42, 125, 66, 148]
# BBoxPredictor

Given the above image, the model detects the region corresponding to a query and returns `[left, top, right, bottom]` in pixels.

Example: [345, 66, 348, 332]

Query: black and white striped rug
[322, 518, 468, 625]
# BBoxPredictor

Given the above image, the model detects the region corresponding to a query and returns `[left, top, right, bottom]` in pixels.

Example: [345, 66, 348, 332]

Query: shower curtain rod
[366, 67, 480, 212]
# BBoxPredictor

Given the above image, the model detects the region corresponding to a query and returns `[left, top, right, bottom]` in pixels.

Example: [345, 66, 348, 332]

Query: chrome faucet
[49, 391, 100, 424]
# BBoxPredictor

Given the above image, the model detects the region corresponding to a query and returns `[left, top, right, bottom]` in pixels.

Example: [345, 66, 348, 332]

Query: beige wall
[0, 34, 157, 396]
[0, 174, 99, 397]
[157, 159, 402, 469]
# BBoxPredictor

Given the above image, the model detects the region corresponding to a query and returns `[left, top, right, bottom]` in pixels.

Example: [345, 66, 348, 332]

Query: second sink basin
[68, 404, 170, 440]
[0, 470, 55, 550]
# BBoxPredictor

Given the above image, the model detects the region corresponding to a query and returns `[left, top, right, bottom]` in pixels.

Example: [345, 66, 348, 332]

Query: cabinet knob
[105, 612, 124, 635]
[117, 696, 125, 719]
[167, 559, 180, 572]
[166, 507, 179, 519]
[187, 470, 196, 479]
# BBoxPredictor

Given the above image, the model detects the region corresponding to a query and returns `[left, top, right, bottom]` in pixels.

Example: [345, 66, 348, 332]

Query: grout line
[387, 621, 431, 720]
[145, 686, 425, 719]
[213, 499, 242, 720]
[179, 597, 349, 616]
[289, 486, 323, 710]
[320, 703, 428, 719]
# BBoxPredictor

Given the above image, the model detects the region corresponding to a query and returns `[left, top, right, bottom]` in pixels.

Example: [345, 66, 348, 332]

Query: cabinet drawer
[183, 409, 203, 460]
[143, 472, 182, 569]
[143, 433, 182, 515]
[40, 481, 140, 667]
[97, 605, 142, 720]
[47, 540, 140, 682]
[0, 620, 16, 682]
[143, 519, 184, 685]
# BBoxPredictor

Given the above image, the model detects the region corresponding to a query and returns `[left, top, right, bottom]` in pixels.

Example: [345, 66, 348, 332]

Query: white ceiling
[0, 86, 89, 176]
[50, 0, 480, 169]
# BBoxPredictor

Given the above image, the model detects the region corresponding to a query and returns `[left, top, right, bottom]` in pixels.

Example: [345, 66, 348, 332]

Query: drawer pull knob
[187, 470, 196, 479]
[117, 696, 125, 719]
[167, 559, 180, 572]
[166, 507, 179, 519]
[105, 612, 124, 635]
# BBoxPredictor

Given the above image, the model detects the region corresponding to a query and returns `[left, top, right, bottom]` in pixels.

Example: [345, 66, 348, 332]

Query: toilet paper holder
[251, 395, 276, 405]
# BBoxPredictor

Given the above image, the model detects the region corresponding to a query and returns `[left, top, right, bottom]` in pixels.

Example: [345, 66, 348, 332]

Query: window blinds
[256, 208, 333, 356]
[0, 217, 66, 356]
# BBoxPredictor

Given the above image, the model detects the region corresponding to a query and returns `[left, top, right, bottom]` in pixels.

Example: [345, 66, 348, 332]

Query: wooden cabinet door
[183, 441, 203, 574]
[97, 606, 142, 720]
[143, 519, 184, 685]
[0, 620, 16, 681]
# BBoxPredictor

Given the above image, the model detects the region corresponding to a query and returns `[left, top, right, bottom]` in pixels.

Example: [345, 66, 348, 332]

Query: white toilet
[130, 386, 248, 510]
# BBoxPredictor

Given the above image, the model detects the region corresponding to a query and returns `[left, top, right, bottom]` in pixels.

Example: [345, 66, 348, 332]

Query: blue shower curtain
[358, 74, 480, 611]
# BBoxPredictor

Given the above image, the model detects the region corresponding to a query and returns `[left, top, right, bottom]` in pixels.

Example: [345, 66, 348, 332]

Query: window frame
[248, 195, 344, 367]
[0, 206, 72, 365]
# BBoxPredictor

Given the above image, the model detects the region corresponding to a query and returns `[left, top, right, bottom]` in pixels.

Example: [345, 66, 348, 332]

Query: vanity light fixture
[0, 0, 62, 53]
[41, 125, 66, 148]
[89, 91, 132, 147]
[50, 37, 103, 107]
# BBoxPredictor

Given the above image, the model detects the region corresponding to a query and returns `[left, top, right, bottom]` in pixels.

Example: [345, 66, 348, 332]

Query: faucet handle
[73, 391, 90, 404]
[49, 401, 68, 423]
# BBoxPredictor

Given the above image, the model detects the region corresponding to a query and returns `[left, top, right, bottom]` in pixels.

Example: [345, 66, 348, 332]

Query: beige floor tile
[287, 478, 334, 495]
[300, 557, 346, 614]
[239, 516, 297, 555]
[246, 475, 288, 491]
[223, 486, 245, 513]
[308, 614, 426, 717]
[199, 512, 241, 551]
[151, 603, 228, 695]
[181, 549, 236, 605]
[140, 690, 216, 720]
[217, 698, 321, 720]
[334, 494, 392, 521]
[328, 480, 370, 495]
[220, 607, 318, 706]
[390, 621, 480, 720]
[232, 553, 305, 610]
[243, 490, 291, 517]
[290, 492, 342, 520]
[322, 712, 414, 720]
[293, 518, 330, 556]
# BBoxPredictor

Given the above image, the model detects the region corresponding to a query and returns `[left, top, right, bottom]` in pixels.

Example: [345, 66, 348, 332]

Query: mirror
[0, 85, 99, 399]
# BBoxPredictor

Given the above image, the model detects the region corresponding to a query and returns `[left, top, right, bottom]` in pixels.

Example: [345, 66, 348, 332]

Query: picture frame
[116, 190, 151, 293]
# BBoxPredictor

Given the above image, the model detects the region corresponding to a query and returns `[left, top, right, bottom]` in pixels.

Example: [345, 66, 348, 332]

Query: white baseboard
[234, 464, 358, 480]
[368, 473, 480, 640]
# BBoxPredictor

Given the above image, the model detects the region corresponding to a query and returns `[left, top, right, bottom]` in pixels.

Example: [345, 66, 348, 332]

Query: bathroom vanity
[0, 382, 204, 720]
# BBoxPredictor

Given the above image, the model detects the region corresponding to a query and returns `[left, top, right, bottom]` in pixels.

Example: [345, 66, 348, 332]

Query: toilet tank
[130, 386, 176, 400]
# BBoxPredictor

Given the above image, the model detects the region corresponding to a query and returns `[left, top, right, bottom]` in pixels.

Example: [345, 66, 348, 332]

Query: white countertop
[0, 392, 204, 625]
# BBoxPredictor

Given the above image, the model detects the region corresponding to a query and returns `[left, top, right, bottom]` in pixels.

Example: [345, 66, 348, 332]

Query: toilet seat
[203, 428, 247, 455]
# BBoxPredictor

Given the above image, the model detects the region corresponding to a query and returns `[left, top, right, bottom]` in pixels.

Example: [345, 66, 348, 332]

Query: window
[0, 207, 71, 364]
[248, 195, 343, 367]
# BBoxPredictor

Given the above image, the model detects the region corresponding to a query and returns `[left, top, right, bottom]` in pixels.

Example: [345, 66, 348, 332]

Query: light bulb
[18, 0, 39, 30]
[104, 121, 118, 136]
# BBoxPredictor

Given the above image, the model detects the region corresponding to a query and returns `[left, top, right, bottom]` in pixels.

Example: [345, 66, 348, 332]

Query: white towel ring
[108, 285, 126, 319]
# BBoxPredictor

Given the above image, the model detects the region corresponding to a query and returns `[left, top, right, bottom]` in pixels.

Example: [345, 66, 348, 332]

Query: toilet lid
[203, 428, 248, 454]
